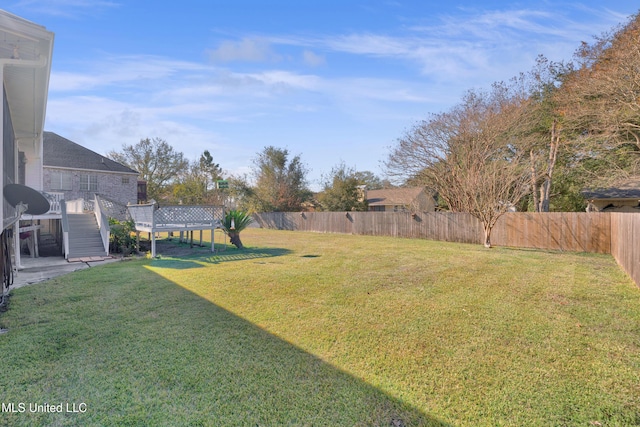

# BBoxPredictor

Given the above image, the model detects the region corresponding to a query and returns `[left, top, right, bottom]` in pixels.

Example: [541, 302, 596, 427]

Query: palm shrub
[221, 210, 253, 249]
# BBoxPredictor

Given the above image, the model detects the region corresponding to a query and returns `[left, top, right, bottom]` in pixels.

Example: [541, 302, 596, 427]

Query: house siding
[2, 82, 14, 229]
[366, 188, 436, 212]
[20, 137, 43, 191]
[414, 191, 436, 212]
[43, 167, 138, 206]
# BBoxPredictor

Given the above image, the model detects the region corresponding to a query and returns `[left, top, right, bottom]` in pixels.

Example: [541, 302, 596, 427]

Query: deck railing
[60, 200, 69, 259]
[128, 202, 225, 257]
[43, 192, 64, 214]
[94, 195, 110, 255]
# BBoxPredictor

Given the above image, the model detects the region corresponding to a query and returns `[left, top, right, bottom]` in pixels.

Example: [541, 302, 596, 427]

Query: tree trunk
[530, 150, 541, 212]
[540, 120, 560, 212]
[531, 120, 560, 213]
[483, 224, 492, 248]
[229, 232, 244, 249]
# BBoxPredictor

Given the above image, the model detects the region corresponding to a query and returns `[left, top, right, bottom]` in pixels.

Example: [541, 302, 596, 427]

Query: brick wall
[43, 167, 138, 206]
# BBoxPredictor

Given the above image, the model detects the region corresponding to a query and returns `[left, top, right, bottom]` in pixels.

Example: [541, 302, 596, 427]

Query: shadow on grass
[149, 258, 206, 269]
[204, 247, 292, 265]
[0, 264, 450, 426]
[149, 237, 293, 266]
[151, 247, 293, 268]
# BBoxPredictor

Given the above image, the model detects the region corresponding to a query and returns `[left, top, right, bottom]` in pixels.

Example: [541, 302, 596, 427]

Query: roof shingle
[43, 132, 137, 175]
[366, 187, 425, 206]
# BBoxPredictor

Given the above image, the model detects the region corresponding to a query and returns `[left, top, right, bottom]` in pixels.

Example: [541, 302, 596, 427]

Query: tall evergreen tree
[248, 146, 311, 212]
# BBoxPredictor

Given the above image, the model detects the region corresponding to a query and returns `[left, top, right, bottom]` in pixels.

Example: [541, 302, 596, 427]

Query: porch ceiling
[0, 10, 54, 142]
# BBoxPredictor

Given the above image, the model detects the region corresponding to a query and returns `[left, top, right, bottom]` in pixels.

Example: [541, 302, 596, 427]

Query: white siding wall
[19, 137, 43, 191]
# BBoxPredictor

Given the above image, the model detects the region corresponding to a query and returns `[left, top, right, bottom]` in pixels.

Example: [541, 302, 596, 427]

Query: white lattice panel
[128, 204, 224, 231]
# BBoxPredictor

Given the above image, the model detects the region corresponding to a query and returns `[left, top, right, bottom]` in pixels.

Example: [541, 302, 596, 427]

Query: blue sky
[4, 1, 638, 190]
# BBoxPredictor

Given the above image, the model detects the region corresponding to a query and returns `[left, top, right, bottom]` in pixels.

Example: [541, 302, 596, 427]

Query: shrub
[109, 218, 136, 255]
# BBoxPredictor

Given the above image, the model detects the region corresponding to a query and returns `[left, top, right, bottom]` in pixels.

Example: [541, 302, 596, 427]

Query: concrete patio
[11, 255, 120, 289]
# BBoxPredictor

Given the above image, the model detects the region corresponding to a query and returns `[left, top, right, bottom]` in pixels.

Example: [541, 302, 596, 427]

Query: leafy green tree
[108, 137, 188, 202]
[352, 170, 385, 190]
[317, 162, 368, 211]
[172, 150, 224, 205]
[248, 146, 311, 212]
[172, 163, 207, 205]
[198, 150, 223, 190]
[222, 174, 254, 211]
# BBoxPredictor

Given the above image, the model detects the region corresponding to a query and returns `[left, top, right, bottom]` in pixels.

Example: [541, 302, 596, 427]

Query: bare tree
[386, 87, 530, 247]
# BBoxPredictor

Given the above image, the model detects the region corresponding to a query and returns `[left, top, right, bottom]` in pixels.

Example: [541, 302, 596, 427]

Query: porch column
[13, 223, 22, 269]
[151, 231, 156, 258]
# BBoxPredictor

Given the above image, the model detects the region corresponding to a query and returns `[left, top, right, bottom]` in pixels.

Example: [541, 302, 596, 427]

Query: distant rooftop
[43, 132, 138, 175]
[582, 177, 640, 200]
[366, 187, 425, 206]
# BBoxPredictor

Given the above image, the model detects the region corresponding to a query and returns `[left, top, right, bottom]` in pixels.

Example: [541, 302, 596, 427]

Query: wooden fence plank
[610, 213, 640, 286]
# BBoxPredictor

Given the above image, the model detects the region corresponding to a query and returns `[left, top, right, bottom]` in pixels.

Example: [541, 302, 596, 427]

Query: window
[122, 176, 130, 185]
[50, 170, 72, 191]
[80, 174, 98, 192]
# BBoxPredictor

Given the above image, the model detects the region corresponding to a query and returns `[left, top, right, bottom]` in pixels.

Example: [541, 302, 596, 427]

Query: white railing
[127, 202, 224, 257]
[61, 200, 69, 259]
[94, 195, 110, 255]
[43, 192, 64, 214]
[65, 198, 84, 214]
[127, 203, 155, 229]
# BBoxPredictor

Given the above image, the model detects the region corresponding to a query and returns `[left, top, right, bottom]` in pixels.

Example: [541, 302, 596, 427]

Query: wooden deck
[128, 203, 225, 257]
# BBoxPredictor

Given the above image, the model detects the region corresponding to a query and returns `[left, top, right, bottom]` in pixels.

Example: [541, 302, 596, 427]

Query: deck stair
[67, 213, 107, 259]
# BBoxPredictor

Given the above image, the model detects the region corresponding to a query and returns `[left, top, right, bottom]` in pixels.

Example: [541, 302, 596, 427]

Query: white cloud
[247, 70, 322, 91]
[327, 33, 409, 57]
[207, 38, 280, 63]
[49, 55, 205, 92]
[46, 95, 234, 166]
[302, 49, 326, 67]
[270, 4, 632, 86]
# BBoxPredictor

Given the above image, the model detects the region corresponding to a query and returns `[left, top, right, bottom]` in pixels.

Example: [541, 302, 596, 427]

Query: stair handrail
[65, 198, 84, 214]
[60, 199, 69, 259]
[93, 195, 110, 255]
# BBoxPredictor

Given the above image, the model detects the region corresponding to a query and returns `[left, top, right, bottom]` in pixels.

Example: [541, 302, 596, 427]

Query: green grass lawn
[1, 228, 639, 426]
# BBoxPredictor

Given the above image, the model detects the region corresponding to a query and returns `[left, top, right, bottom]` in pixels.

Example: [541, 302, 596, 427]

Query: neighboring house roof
[582, 178, 640, 200]
[366, 187, 426, 207]
[582, 188, 640, 200]
[43, 132, 138, 175]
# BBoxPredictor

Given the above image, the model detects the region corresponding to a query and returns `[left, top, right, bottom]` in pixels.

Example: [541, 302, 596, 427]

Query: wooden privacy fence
[253, 211, 611, 253]
[490, 213, 611, 253]
[253, 211, 640, 286]
[610, 213, 640, 287]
